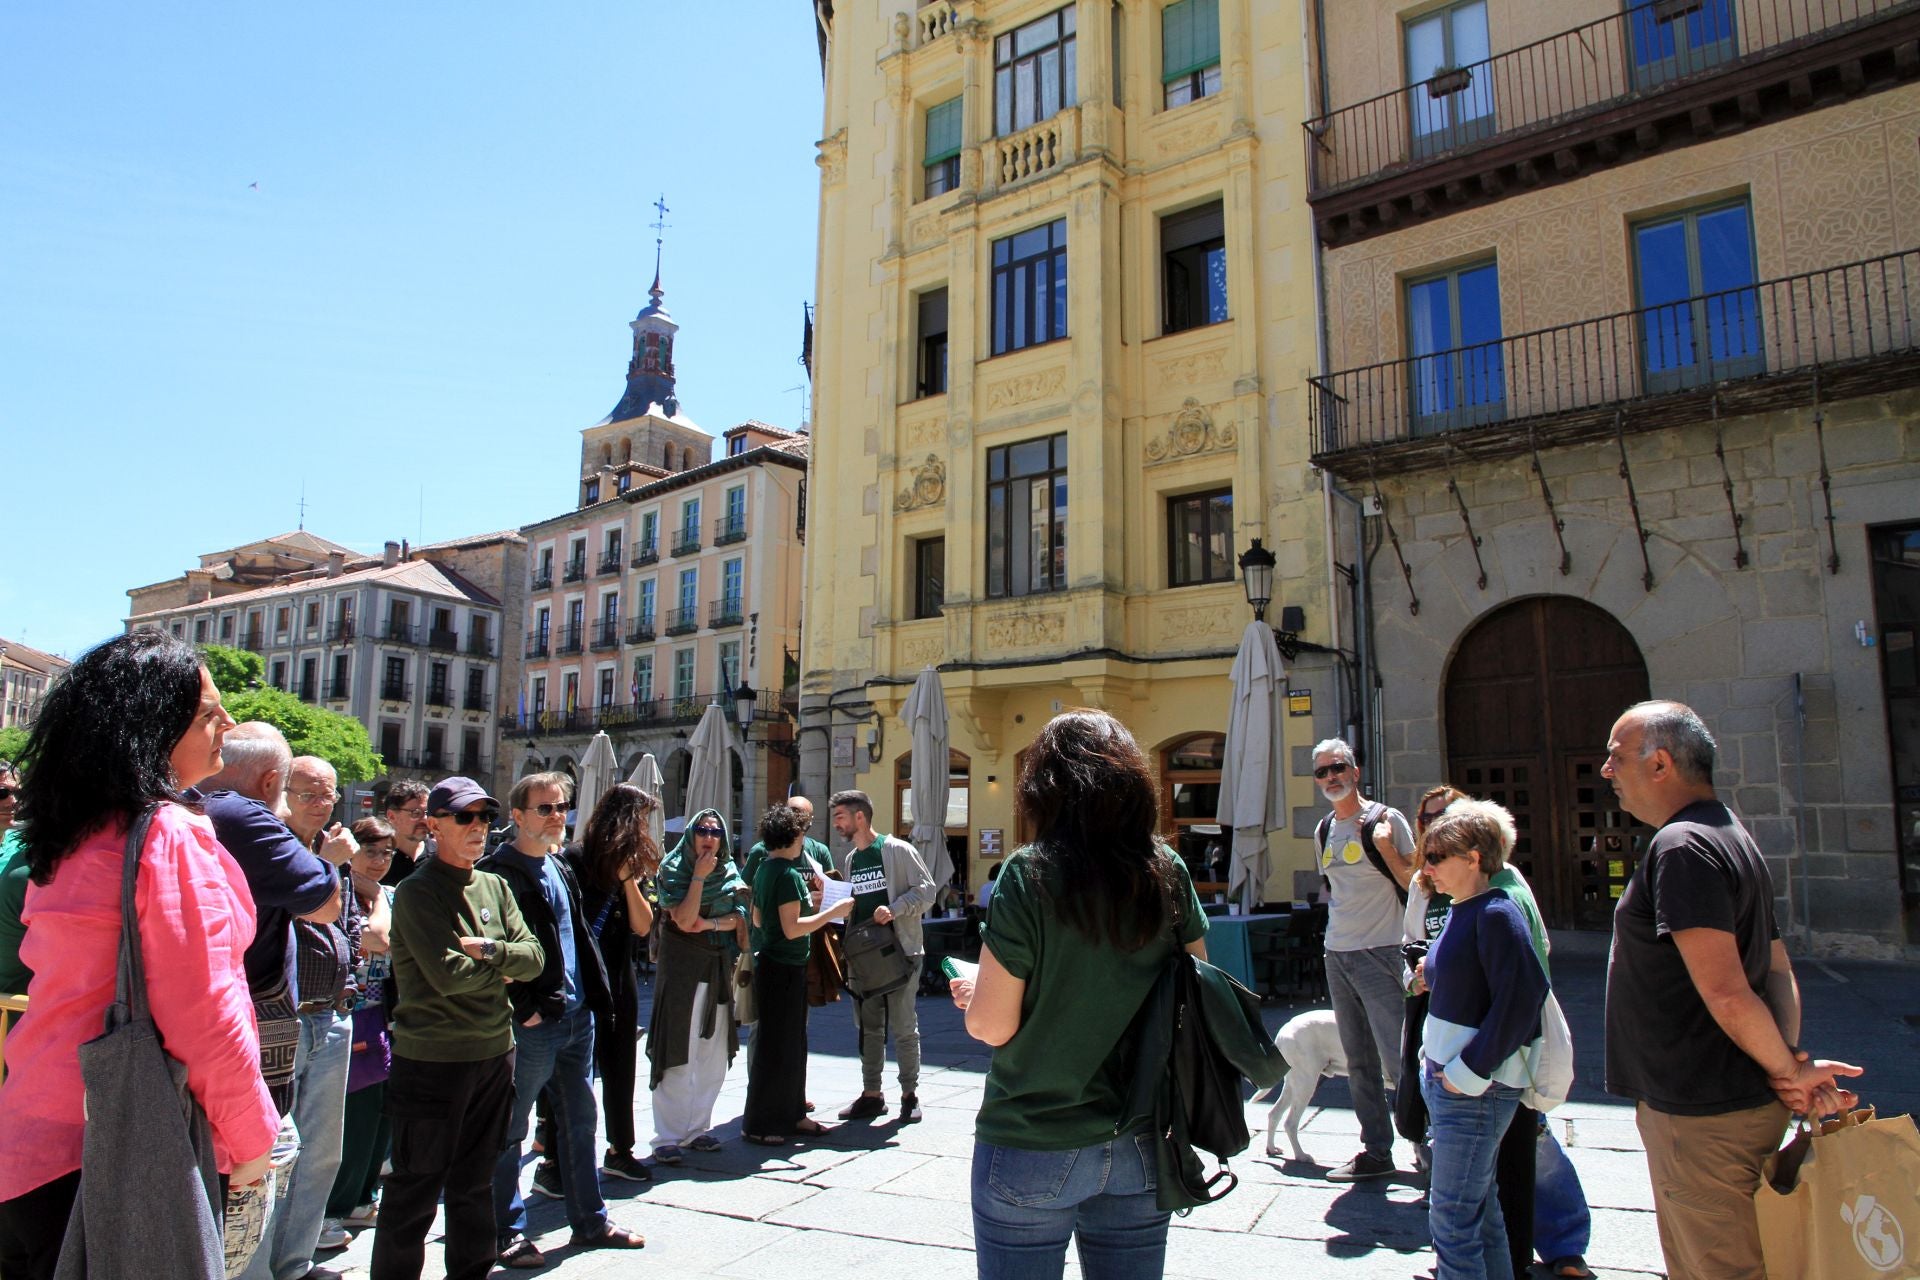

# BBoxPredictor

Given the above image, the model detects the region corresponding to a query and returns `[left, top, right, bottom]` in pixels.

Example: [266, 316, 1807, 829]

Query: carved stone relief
[984, 366, 1066, 411]
[894, 453, 947, 512]
[1145, 398, 1237, 465]
[983, 611, 1065, 649]
[1152, 347, 1228, 387]
[1158, 605, 1232, 643]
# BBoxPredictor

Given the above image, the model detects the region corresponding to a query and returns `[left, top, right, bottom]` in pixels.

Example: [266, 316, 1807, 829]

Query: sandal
[1550, 1258, 1595, 1279]
[573, 1222, 646, 1250]
[498, 1235, 546, 1269]
[792, 1119, 830, 1136]
[744, 1133, 790, 1147]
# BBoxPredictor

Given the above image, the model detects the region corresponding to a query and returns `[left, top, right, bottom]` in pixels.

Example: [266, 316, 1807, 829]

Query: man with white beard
[1310, 737, 1415, 1183]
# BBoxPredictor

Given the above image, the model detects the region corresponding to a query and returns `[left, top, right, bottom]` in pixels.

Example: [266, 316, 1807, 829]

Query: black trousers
[372, 1050, 514, 1280]
[0, 1168, 81, 1280]
[742, 956, 808, 1136]
[1497, 1102, 1539, 1275]
[595, 969, 641, 1157]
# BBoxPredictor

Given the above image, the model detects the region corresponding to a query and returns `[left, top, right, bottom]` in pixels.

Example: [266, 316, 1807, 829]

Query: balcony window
[1407, 260, 1506, 432]
[917, 288, 949, 398]
[1629, 0, 1736, 89]
[914, 537, 946, 620]
[270, 659, 287, 691]
[991, 219, 1069, 355]
[719, 640, 741, 692]
[673, 649, 696, 703]
[379, 722, 402, 762]
[1161, 0, 1221, 108]
[994, 6, 1076, 137]
[465, 666, 487, 710]
[1168, 488, 1235, 588]
[1162, 201, 1228, 334]
[1405, 0, 1494, 158]
[924, 96, 962, 198]
[986, 433, 1068, 599]
[584, 479, 601, 505]
[1634, 200, 1761, 393]
[329, 654, 349, 699]
[599, 667, 617, 710]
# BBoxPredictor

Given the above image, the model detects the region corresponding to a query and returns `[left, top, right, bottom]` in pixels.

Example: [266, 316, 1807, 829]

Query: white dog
[1261, 1009, 1349, 1162]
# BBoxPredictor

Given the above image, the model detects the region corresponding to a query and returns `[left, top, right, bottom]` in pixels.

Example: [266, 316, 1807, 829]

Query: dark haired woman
[0, 631, 279, 1279]
[743, 803, 853, 1147]
[949, 710, 1208, 1280]
[326, 816, 401, 1235]
[564, 784, 662, 1183]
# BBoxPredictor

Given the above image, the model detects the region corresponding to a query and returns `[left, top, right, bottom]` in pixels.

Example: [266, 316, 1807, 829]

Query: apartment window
[1162, 0, 1221, 108]
[1163, 201, 1228, 333]
[304, 602, 320, 629]
[387, 599, 411, 640]
[298, 657, 317, 701]
[617, 472, 632, 493]
[536, 606, 551, 646]
[383, 655, 407, 699]
[171, 622, 184, 638]
[1633, 200, 1761, 393]
[379, 722, 402, 762]
[639, 579, 657, 622]
[718, 640, 742, 693]
[461, 729, 482, 774]
[1168, 488, 1235, 587]
[270, 659, 288, 691]
[986, 433, 1068, 598]
[194, 618, 209, 642]
[729, 435, 747, 456]
[681, 497, 700, 537]
[722, 558, 743, 606]
[725, 485, 745, 524]
[633, 655, 654, 704]
[423, 725, 445, 768]
[606, 527, 623, 564]
[1407, 260, 1506, 431]
[584, 479, 601, 505]
[539, 547, 554, 579]
[219, 614, 235, 640]
[599, 667, 617, 709]
[673, 649, 696, 703]
[275, 605, 291, 636]
[640, 511, 659, 554]
[532, 676, 547, 714]
[601, 592, 620, 625]
[563, 672, 580, 713]
[678, 568, 698, 612]
[991, 219, 1069, 355]
[994, 6, 1077, 136]
[1629, 0, 1736, 88]
[924, 96, 963, 198]
[917, 289, 949, 397]
[914, 537, 946, 620]
[330, 653, 349, 698]
[465, 665, 486, 708]
[469, 614, 490, 654]
[428, 661, 451, 705]
[1405, 0, 1493, 156]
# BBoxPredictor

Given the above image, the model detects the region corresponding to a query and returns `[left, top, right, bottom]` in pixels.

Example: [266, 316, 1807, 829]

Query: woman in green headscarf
[645, 807, 747, 1163]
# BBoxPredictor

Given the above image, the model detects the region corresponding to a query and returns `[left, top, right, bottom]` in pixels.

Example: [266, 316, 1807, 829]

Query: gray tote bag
[54, 804, 225, 1280]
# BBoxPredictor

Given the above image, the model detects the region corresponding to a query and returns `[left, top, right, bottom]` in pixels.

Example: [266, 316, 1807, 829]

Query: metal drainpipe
[1793, 672, 1812, 949]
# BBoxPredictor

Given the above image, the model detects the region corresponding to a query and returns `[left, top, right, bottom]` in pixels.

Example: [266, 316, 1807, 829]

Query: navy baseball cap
[428, 776, 498, 815]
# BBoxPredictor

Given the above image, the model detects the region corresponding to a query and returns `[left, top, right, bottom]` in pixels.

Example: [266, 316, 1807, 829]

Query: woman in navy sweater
[1418, 800, 1550, 1280]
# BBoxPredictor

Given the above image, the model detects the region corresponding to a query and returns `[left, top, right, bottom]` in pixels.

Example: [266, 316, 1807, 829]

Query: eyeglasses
[390, 806, 428, 818]
[520, 803, 564, 817]
[691, 826, 723, 838]
[1312, 762, 1351, 780]
[360, 845, 396, 861]
[292, 790, 338, 806]
[436, 808, 500, 826]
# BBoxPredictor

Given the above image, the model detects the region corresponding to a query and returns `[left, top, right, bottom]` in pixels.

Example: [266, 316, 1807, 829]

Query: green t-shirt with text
[752, 857, 812, 966]
[974, 846, 1208, 1152]
[847, 843, 888, 928]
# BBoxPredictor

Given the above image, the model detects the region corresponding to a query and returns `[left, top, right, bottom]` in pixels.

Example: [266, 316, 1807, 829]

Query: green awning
[925, 96, 963, 163]
[1162, 0, 1220, 82]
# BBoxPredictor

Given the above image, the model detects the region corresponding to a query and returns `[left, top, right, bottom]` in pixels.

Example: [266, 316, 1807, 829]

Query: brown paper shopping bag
[1757, 1107, 1920, 1278]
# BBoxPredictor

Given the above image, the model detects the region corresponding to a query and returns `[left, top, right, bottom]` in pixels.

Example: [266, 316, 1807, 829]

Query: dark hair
[577, 784, 661, 895]
[511, 771, 574, 811]
[758, 803, 805, 851]
[383, 779, 429, 810]
[1015, 710, 1179, 951]
[17, 631, 207, 884]
[351, 817, 394, 845]
[828, 789, 872, 822]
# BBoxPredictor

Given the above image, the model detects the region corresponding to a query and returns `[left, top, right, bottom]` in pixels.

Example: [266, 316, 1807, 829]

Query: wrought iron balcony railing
[380, 680, 411, 703]
[1308, 249, 1920, 471]
[627, 614, 657, 644]
[464, 687, 489, 711]
[524, 631, 550, 660]
[561, 557, 587, 584]
[598, 551, 624, 576]
[709, 596, 745, 628]
[714, 514, 748, 546]
[466, 632, 495, 658]
[426, 628, 459, 653]
[530, 569, 553, 591]
[556, 624, 585, 655]
[590, 618, 623, 651]
[1304, 0, 1908, 196]
[670, 526, 702, 557]
[664, 606, 700, 636]
[631, 541, 660, 567]
[326, 620, 356, 642]
[425, 684, 454, 708]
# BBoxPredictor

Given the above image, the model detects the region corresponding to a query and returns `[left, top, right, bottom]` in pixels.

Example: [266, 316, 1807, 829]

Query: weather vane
[650, 194, 671, 283]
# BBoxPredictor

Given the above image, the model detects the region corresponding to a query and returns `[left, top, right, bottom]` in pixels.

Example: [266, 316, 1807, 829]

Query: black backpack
[1316, 800, 1408, 907]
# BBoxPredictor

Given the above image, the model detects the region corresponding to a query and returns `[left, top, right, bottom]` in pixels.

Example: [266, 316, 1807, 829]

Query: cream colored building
[802, 0, 1331, 900]
[0, 638, 67, 731]
[1304, 0, 1920, 949]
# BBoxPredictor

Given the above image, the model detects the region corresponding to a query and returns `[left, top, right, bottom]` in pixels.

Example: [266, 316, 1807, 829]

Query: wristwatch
[481, 938, 499, 962]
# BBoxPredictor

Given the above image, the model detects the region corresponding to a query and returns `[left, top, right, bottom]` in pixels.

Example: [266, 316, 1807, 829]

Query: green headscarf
[656, 807, 748, 957]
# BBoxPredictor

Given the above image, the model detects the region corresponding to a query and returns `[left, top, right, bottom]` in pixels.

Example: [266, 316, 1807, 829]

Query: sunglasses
[520, 803, 564, 817]
[0, 787, 15, 802]
[1417, 808, 1447, 827]
[691, 826, 723, 838]
[436, 808, 500, 826]
[1312, 762, 1351, 780]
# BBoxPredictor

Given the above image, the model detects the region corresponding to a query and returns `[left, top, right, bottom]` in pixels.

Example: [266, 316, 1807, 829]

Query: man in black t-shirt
[1602, 700, 1860, 1280]
[382, 778, 437, 886]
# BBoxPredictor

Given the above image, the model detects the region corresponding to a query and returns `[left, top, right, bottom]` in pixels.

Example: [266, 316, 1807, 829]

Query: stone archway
[1443, 596, 1651, 929]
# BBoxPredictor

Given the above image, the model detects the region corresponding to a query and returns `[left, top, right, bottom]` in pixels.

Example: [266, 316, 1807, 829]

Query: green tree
[200, 644, 382, 782]
[0, 725, 27, 765]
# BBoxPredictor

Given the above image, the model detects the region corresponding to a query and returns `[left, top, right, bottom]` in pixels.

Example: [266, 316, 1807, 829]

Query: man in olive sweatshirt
[371, 777, 544, 1280]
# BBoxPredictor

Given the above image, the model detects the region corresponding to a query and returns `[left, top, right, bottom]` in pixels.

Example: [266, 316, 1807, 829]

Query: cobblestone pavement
[316, 940, 1920, 1279]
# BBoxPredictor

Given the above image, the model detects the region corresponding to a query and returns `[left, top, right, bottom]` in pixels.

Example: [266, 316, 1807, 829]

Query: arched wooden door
[1444, 597, 1651, 929]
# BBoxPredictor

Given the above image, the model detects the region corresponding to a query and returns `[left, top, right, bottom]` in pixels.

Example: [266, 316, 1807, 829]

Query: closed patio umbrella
[573, 730, 619, 835]
[901, 666, 954, 898]
[682, 702, 738, 827]
[1216, 620, 1288, 913]
[627, 752, 667, 857]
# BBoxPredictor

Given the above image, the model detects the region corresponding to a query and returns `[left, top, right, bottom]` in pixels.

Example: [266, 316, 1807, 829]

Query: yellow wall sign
[1288, 690, 1313, 717]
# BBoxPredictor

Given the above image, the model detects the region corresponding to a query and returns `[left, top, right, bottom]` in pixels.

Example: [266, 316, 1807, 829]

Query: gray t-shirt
[1319, 803, 1414, 953]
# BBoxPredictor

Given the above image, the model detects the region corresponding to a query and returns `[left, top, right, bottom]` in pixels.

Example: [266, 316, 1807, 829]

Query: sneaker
[315, 1219, 350, 1250]
[341, 1201, 378, 1228]
[898, 1093, 923, 1122]
[649, 1145, 685, 1166]
[838, 1093, 888, 1120]
[528, 1159, 563, 1199]
[600, 1150, 653, 1183]
[1326, 1151, 1396, 1182]
[498, 1233, 547, 1269]
[686, 1134, 721, 1153]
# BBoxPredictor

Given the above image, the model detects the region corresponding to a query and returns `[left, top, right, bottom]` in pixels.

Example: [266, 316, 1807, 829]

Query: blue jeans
[1533, 1121, 1592, 1262]
[244, 1009, 352, 1280]
[1422, 1070, 1520, 1280]
[492, 1008, 607, 1244]
[971, 1135, 1167, 1280]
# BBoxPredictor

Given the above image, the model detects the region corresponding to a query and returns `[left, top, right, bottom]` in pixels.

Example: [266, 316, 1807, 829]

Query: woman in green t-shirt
[743, 803, 853, 1146]
[949, 710, 1207, 1280]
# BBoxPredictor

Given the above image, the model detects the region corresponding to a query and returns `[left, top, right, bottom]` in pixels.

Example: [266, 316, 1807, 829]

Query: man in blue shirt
[481, 772, 643, 1268]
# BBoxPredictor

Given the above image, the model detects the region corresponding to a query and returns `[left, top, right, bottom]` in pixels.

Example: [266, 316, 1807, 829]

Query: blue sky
[2, 2, 825, 658]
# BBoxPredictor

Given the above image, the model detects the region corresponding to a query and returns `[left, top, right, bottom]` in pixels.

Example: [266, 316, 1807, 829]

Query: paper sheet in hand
[817, 877, 852, 909]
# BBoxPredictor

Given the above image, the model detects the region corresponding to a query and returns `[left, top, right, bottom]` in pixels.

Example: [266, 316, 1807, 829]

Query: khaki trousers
[1635, 1099, 1788, 1280]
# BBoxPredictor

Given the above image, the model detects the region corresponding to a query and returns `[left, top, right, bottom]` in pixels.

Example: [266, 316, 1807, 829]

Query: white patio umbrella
[682, 702, 739, 828]
[1216, 620, 1289, 913]
[627, 752, 667, 857]
[573, 730, 619, 835]
[901, 666, 955, 898]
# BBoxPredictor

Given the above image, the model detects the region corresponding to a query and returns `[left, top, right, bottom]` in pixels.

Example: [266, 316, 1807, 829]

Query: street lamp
[1237, 537, 1309, 660]
[732, 681, 758, 728]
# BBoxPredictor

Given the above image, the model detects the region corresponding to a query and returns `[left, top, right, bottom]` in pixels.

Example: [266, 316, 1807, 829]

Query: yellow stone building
[801, 0, 1332, 901]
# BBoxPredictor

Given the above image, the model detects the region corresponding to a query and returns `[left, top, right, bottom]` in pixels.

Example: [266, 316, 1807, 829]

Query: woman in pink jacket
[0, 631, 280, 1279]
